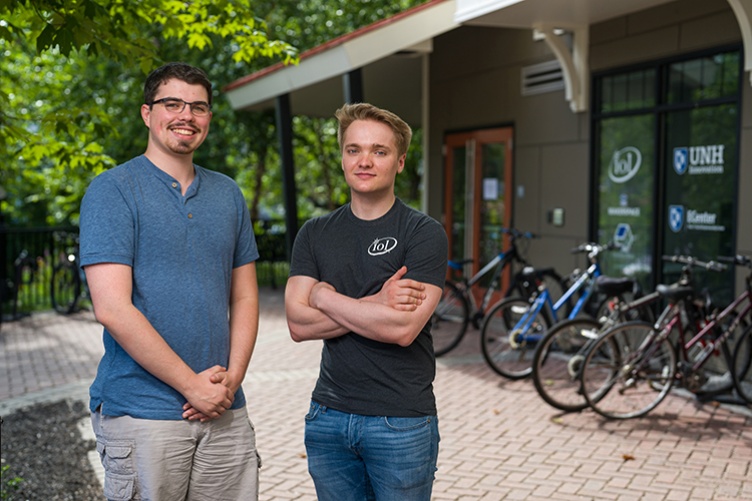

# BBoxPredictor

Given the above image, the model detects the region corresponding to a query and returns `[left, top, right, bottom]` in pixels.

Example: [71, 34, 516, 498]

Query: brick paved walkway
[1, 287, 751, 500]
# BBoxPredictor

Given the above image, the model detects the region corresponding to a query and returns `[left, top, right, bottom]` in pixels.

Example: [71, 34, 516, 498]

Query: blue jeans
[304, 401, 439, 501]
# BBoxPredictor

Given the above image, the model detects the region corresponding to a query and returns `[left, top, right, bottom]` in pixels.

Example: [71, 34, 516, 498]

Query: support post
[275, 94, 298, 260]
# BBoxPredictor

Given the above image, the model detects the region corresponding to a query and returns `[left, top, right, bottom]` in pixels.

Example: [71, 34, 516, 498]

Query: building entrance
[443, 127, 514, 293]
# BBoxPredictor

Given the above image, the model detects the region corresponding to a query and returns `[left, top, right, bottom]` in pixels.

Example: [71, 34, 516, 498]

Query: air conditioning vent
[521, 60, 564, 96]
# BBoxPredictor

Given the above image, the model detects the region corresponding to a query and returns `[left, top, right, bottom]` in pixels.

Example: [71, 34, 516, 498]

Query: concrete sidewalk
[1, 287, 751, 500]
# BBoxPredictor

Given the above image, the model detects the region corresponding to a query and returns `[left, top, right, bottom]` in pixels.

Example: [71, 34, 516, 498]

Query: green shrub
[0, 464, 24, 500]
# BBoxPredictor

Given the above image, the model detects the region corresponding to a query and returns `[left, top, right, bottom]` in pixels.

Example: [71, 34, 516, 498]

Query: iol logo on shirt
[368, 237, 398, 256]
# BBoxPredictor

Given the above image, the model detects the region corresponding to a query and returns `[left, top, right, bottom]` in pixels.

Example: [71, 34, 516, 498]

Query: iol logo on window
[608, 147, 642, 183]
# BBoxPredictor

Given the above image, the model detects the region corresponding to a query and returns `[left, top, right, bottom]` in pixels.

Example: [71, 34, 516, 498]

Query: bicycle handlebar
[718, 255, 752, 268]
[501, 228, 537, 240]
[570, 241, 619, 256]
[661, 255, 727, 272]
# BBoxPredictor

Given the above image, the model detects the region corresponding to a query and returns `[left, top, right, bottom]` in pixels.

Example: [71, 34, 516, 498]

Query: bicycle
[1, 249, 38, 329]
[531, 276, 659, 413]
[479, 242, 619, 380]
[50, 231, 90, 314]
[723, 255, 752, 405]
[579, 255, 752, 419]
[430, 228, 567, 357]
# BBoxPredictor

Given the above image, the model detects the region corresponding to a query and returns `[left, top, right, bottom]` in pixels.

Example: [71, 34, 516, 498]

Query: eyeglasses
[148, 97, 212, 117]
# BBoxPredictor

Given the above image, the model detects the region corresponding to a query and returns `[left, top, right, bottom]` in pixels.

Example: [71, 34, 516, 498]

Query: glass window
[598, 68, 655, 113]
[663, 104, 737, 305]
[594, 48, 740, 298]
[666, 51, 740, 104]
[596, 114, 655, 289]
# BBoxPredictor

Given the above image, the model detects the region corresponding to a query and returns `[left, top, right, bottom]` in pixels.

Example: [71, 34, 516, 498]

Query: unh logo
[673, 147, 688, 175]
[668, 205, 684, 233]
[608, 147, 642, 183]
[368, 237, 398, 256]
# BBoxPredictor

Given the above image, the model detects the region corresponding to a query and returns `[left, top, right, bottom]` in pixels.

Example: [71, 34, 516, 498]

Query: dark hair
[143, 62, 213, 106]
[335, 103, 412, 157]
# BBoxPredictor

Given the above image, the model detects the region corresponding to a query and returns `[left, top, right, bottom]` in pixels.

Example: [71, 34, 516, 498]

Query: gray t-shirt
[290, 199, 447, 416]
[79, 155, 258, 420]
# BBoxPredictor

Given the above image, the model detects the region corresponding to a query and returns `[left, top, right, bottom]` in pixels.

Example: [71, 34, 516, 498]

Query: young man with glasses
[285, 103, 448, 500]
[79, 62, 261, 500]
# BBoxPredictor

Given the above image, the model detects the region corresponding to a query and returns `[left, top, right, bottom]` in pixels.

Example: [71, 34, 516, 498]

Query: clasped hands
[181, 365, 238, 422]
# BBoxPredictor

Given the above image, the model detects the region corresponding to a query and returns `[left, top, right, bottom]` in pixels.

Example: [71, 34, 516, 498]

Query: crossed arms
[84, 262, 259, 422]
[285, 266, 442, 347]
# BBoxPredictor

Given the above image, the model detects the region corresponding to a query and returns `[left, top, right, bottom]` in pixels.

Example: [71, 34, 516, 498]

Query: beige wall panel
[510, 146, 551, 270]
[591, 27, 680, 71]
[539, 143, 590, 239]
[738, 128, 752, 254]
[541, 143, 591, 273]
[512, 145, 586, 275]
[742, 77, 752, 129]
[512, 146, 542, 234]
[679, 12, 741, 51]
[590, 17, 627, 46]
[432, 27, 549, 83]
[736, 125, 752, 296]
[591, 0, 739, 72]
[513, 90, 582, 146]
[627, 0, 728, 36]
[446, 68, 511, 129]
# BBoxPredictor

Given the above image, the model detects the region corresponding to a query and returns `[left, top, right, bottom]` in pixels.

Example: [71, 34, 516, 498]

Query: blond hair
[335, 103, 412, 156]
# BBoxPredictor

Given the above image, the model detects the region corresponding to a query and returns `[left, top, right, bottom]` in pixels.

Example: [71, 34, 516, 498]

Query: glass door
[444, 128, 514, 291]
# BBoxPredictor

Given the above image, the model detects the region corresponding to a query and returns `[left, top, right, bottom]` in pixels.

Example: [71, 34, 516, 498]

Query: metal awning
[224, 0, 703, 119]
[224, 0, 458, 124]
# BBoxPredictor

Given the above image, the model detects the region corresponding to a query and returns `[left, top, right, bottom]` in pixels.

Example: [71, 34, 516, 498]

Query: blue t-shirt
[79, 155, 259, 420]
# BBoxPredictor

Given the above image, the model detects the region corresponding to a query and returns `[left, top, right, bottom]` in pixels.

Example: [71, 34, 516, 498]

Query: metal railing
[0, 225, 289, 320]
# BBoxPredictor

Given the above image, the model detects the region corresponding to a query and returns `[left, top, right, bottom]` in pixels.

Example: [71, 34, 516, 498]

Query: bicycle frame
[624, 286, 747, 389]
[512, 261, 602, 343]
[683, 288, 751, 373]
[450, 245, 521, 315]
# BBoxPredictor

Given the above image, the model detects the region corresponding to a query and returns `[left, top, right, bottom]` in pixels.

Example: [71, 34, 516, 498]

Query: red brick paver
[1, 287, 751, 500]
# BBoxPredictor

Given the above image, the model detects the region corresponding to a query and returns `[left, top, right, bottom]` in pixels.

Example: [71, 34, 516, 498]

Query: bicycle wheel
[430, 281, 470, 357]
[581, 321, 676, 419]
[51, 261, 81, 314]
[481, 297, 549, 379]
[732, 322, 752, 404]
[532, 318, 604, 412]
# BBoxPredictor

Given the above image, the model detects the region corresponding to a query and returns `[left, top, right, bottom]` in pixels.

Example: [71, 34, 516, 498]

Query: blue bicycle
[480, 242, 618, 379]
[431, 228, 567, 356]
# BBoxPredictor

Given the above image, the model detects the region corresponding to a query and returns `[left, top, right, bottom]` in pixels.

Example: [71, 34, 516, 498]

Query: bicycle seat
[519, 266, 555, 279]
[595, 276, 634, 296]
[656, 283, 694, 302]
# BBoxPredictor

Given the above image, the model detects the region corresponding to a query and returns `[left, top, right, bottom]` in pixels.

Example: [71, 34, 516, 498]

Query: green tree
[1, 0, 426, 227]
[0, 0, 297, 225]
[259, 0, 427, 218]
